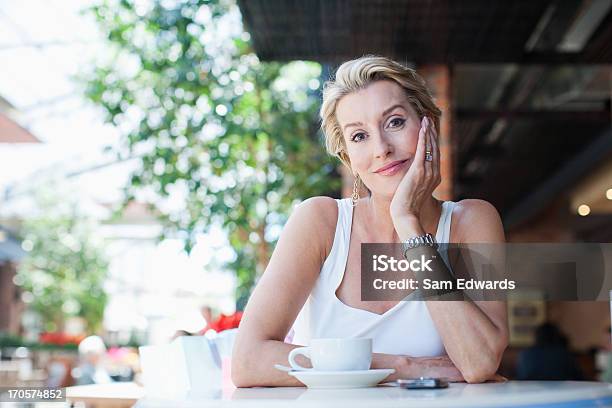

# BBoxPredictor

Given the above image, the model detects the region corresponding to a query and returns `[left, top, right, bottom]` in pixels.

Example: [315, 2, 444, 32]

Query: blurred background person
[199, 306, 242, 336]
[73, 335, 113, 385]
[517, 323, 583, 380]
[172, 304, 243, 339]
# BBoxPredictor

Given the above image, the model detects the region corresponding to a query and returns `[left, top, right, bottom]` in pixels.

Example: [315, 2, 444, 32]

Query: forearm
[414, 246, 505, 381]
[408, 246, 505, 380]
[232, 340, 465, 388]
[410, 242, 506, 381]
[232, 339, 310, 387]
[426, 301, 506, 382]
[394, 215, 507, 382]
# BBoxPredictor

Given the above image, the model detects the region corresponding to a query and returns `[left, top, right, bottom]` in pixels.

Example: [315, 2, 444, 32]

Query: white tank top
[290, 198, 457, 356]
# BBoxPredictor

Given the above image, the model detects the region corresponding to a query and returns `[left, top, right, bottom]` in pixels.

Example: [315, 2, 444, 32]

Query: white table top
[135, 381, 612, 408]
[66, 382, 145, 408]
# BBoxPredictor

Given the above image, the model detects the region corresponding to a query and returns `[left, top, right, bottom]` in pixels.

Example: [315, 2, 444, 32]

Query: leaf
[81, 0, 340, 304]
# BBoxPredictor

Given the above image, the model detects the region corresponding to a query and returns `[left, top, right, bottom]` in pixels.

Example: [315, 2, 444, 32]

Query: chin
[368, 184, 399, 201]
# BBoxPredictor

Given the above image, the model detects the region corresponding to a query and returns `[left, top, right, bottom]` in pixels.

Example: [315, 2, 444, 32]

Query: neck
[361, 194, 441, 242]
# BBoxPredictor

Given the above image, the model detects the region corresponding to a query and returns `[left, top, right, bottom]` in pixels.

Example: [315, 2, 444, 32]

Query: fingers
[423, 117, 433, 180]
[415, 116, 427, 172]
[428, 117, 441, 186]
[426, 116, 437, 157]
[426, 118, 433, 152]
[414, 117, 441, 190]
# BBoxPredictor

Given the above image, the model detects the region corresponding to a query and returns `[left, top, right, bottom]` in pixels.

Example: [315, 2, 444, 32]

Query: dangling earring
[351, 175, 360, 207]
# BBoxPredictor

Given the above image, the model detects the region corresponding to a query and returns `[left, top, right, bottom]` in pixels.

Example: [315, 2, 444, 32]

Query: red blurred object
[200, 312, 243, 334]
[39, 332, 86, 346]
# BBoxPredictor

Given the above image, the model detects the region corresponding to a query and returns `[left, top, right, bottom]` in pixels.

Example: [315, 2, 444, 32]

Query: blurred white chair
[212, 328, 238, 360]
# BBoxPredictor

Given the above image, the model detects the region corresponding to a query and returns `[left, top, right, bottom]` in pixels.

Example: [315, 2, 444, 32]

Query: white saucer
[288, 369, 395, 389]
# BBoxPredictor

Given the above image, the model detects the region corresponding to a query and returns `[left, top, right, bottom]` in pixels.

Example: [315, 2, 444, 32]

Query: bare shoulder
[452, 199, 505, 243]
[288, 196, 339, 257]
[295, 196, 338, 222]
[293, 196, 338, 233]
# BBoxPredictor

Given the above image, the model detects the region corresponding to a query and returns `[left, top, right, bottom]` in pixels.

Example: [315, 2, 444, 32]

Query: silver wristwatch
[402, 233, 438, 258]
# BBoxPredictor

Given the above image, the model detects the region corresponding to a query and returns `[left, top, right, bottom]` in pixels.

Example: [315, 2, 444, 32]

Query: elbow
[462, 354, 500, 383]
[231, 338, 255, 387]
[231, 357, 246, 388]
[497, 327, 509, 358]
[231, 365, 252, 388]
[463, 365, 497, 384]
[231, 345, 258, 388]
[463, 331, 508, 384]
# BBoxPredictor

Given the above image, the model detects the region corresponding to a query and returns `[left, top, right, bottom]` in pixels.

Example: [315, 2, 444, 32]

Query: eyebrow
[342, 104, 406, 132]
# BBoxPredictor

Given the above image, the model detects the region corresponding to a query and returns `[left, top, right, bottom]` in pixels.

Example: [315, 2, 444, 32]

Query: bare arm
[231, 197, 337, 387]
[395, 199, 508, 383]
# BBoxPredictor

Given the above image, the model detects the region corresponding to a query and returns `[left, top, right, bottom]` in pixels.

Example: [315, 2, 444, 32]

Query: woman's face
[336, 80, 422, 199]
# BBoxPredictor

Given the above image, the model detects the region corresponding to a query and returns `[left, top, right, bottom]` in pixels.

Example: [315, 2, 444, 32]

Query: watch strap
[402, 233, 438, 258]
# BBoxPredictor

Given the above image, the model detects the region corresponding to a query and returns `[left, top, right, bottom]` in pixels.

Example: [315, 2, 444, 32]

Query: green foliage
[15, 200, 109, 333]
[83, 0, 340, 302]
[0, 333, 78, 351]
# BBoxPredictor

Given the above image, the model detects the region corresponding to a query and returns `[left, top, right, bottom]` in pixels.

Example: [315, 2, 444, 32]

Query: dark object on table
[396, 378, 449, 389]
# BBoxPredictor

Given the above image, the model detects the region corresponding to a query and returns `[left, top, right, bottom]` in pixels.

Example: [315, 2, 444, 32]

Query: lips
[374, 159, 409, 176]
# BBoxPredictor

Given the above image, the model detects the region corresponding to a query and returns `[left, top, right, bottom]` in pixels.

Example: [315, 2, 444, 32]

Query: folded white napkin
[139, 335, 223, 397]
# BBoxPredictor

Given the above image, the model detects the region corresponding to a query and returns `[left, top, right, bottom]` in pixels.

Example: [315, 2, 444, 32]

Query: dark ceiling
[238, 0, 612, 64]
[238, 0, 612, 236]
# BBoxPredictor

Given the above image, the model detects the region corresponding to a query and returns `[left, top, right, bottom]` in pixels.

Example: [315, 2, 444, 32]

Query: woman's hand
[391, 355, 508, 383]
[372, 353, 463, 382]
[389, 116, 441, 228]
[399, 355, 466, 382]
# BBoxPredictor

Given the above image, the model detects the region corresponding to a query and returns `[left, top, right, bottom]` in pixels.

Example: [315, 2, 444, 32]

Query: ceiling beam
[503, 127, 612, 229]
[456, 108, 611, 121]
[256, 52, 612, 65]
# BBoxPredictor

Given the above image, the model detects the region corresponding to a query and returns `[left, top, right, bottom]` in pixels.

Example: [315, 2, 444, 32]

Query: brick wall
[0, 262, 23, 334]
[419, 65, 454, 201]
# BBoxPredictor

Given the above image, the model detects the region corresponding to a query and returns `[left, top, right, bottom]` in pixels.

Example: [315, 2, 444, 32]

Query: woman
[232, 56, 508, 387]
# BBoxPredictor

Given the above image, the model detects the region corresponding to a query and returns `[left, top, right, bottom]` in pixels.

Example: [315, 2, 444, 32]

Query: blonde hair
[320, 55, 442, 170]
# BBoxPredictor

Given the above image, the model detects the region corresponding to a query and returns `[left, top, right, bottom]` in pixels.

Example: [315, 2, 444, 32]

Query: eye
[351, 132, 367, 142]
[387, 117, 406, 128]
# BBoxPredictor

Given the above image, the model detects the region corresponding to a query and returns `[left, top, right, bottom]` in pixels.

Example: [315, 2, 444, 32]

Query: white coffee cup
[288, 338, 372, 371]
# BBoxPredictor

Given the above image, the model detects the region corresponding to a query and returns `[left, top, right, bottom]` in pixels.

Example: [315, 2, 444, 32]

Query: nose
[372, 131, 393, 159]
